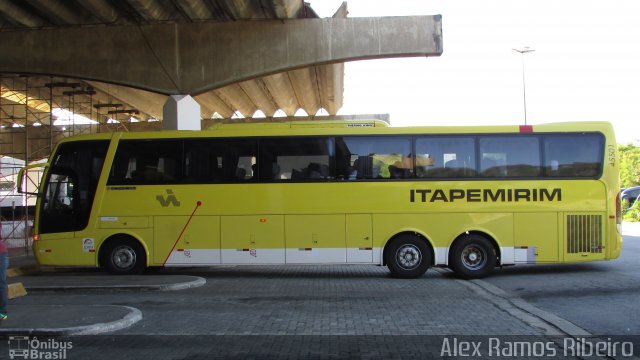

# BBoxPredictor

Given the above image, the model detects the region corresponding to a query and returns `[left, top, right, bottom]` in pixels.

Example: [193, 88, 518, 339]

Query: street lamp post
[512, 47, 535, 125]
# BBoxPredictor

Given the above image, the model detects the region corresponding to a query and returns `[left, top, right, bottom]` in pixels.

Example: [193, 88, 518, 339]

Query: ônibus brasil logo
[8, 336, 73, 360]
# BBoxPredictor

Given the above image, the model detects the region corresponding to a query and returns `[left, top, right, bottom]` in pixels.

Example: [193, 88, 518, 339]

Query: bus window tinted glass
[415, 137, 476, 178]
[260, 137, 333, 181]
[336, 137, 412, 180]
[41, 141, 109, 233]
[544, 134, 602, 177]
[184, 139, 257, 183]
[479, 136, 541, 177]
[109, 140, 182, 184]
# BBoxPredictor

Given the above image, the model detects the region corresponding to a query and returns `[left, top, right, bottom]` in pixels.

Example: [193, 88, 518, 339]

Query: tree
[619, 144, 640, 188]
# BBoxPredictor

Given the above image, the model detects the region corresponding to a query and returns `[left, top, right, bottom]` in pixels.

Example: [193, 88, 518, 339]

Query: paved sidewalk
[3, 249, 205, 335]
[2, 260, 557, 338]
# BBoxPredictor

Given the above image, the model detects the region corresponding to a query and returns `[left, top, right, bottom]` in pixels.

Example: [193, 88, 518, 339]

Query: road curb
[0, 305, 142, 335]
[469, 279, 591, 336]
[24, 276, 206, 292]
[434, 268, 590, 336]
[7, 266, 40, 278]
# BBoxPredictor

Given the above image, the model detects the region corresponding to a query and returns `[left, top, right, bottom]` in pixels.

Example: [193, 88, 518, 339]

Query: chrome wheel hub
[461, 245, 486, 270]
[112, 246, 136, 270]
[396, 244, 422, 270]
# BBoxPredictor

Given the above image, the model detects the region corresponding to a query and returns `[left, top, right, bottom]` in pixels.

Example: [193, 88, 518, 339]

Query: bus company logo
[8, 336, 73, 359]
[410, 188, 562, 203]
[156, 189, 181, 207]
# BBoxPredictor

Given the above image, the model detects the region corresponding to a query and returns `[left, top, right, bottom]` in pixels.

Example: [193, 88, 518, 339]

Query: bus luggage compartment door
[285, 214, 346, 263]
[221, 215, 285, 264]
[154, 216, 221, 265]
[346, 214, 373, 263]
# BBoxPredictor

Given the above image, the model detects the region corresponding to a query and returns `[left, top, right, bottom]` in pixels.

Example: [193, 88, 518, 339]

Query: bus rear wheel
[101, 236, 147, 275]
[385, 234, 432, 278]
[450, 234, 496, 279]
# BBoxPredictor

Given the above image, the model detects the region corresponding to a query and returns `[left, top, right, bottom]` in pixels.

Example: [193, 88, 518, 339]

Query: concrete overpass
[0, 0, 443, 161]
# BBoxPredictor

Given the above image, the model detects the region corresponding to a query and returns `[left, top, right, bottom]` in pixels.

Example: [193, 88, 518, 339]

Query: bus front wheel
[385, 234, 432, 278]
[101, 236, 147, 275]
[450, 234, 496, 279]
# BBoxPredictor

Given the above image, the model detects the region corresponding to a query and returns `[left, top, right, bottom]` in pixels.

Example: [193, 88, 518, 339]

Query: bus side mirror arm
[17, 162, 49, 195]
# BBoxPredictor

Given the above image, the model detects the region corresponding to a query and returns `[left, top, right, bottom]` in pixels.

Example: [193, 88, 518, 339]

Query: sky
[308, 0, 640, 144]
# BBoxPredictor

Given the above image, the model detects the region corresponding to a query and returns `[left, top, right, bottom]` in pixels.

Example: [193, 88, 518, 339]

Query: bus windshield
[39, 141, 109, 234]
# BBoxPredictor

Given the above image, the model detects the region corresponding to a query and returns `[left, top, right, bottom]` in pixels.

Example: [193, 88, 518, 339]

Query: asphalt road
[4, 225, 639, 359]
[11, 232, 640, 340]
[482, 226, 640, 336]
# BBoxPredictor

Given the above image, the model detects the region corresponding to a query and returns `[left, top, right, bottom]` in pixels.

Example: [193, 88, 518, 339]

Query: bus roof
[207, 119, 390, 130]
[57, 121, 616, 142]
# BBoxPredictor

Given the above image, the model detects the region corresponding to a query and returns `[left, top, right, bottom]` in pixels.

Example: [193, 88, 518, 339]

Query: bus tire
[385, 234, 432, 278]
[450, 234, 496, 279]
[101, 236, 147, 275]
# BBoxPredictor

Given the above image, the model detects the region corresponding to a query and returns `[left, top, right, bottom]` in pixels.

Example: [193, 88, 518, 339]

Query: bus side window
[479, 136, 540, 177]
[109, 140, 182, 184]
[415, 155, 435, 178]
[307, 162, 329, 179]
[444, 159, 461, 168]
[353, 156, 373, 179]
[415, 136, 475, 178]
[338, 136, 411, 180]
[270, 163, 281, 180]
[259, 137, 333, 182]
[182, 139, 257, 183]
[388, 156, 412, 179]
[543, 134, 602, 178]
[480, 157, 501, 176]
[184, 141, 219, 183]
[235, 167, 246, 180]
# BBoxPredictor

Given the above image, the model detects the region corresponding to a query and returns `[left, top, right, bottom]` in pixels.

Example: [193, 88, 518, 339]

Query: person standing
[0, 222, 7, 320]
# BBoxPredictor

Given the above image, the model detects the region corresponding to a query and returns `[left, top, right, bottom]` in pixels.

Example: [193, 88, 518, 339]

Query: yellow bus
[20, 120, 622, 279]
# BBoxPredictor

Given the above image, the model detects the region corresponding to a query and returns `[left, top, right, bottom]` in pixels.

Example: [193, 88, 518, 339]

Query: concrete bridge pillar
[162, 95, 201, 130]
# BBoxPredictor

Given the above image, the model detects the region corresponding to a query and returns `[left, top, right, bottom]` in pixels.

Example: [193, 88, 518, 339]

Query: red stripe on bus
[519, 125, 533, 133]
[163, 201, 202, 265]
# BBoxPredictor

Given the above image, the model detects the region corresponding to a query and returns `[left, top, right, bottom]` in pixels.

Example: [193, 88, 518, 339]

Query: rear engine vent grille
[567, 214, 603, 254]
